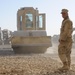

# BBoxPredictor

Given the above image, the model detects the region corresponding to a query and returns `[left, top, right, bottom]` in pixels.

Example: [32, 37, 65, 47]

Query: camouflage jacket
[59, 18, 73, 41]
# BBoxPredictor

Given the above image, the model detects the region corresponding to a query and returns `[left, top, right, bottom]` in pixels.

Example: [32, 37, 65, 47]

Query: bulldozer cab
[17, 7, 46, 31]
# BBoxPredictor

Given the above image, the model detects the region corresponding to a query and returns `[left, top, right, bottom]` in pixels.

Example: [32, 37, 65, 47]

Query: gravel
[0, 54, 75, 75]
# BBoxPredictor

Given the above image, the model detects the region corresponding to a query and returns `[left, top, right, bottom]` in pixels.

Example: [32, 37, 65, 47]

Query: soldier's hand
[59, 39, 65, 42]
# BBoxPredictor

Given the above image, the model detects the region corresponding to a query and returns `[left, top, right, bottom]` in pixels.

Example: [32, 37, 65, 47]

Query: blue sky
[0, 0, 75, 36]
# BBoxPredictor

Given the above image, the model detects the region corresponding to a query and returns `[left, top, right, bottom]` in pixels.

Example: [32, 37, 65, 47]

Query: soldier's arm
[60, 21, 73, 41]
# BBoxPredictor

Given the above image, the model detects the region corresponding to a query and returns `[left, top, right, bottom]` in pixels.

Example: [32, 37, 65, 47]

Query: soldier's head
[61, 9, 69, 19]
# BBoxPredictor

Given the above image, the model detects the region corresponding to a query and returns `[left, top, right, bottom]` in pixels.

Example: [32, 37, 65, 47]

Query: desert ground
[0, 49, 74, 75]
[0, 44, 75, 75]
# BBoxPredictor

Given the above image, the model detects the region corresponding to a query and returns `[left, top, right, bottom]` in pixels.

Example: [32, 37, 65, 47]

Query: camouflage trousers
[58, 40, 72, 67]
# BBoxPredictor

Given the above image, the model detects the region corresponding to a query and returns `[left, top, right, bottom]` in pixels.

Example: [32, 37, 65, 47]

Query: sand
[0, 46, 75, 75]
[0, 53, 75, 75]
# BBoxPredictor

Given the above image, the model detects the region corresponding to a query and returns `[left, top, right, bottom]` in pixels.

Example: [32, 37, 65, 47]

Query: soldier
[58, 9, 73, 71]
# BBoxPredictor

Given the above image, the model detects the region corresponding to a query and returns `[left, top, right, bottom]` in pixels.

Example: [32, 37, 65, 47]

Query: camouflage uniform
[58, 17, 73, 70]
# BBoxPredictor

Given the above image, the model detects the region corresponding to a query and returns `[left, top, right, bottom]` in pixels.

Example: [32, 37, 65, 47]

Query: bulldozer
[11, 7, 52, 54]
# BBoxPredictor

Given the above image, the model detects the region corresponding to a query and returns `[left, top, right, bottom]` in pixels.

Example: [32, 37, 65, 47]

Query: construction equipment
[11, 7, 52, 54]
